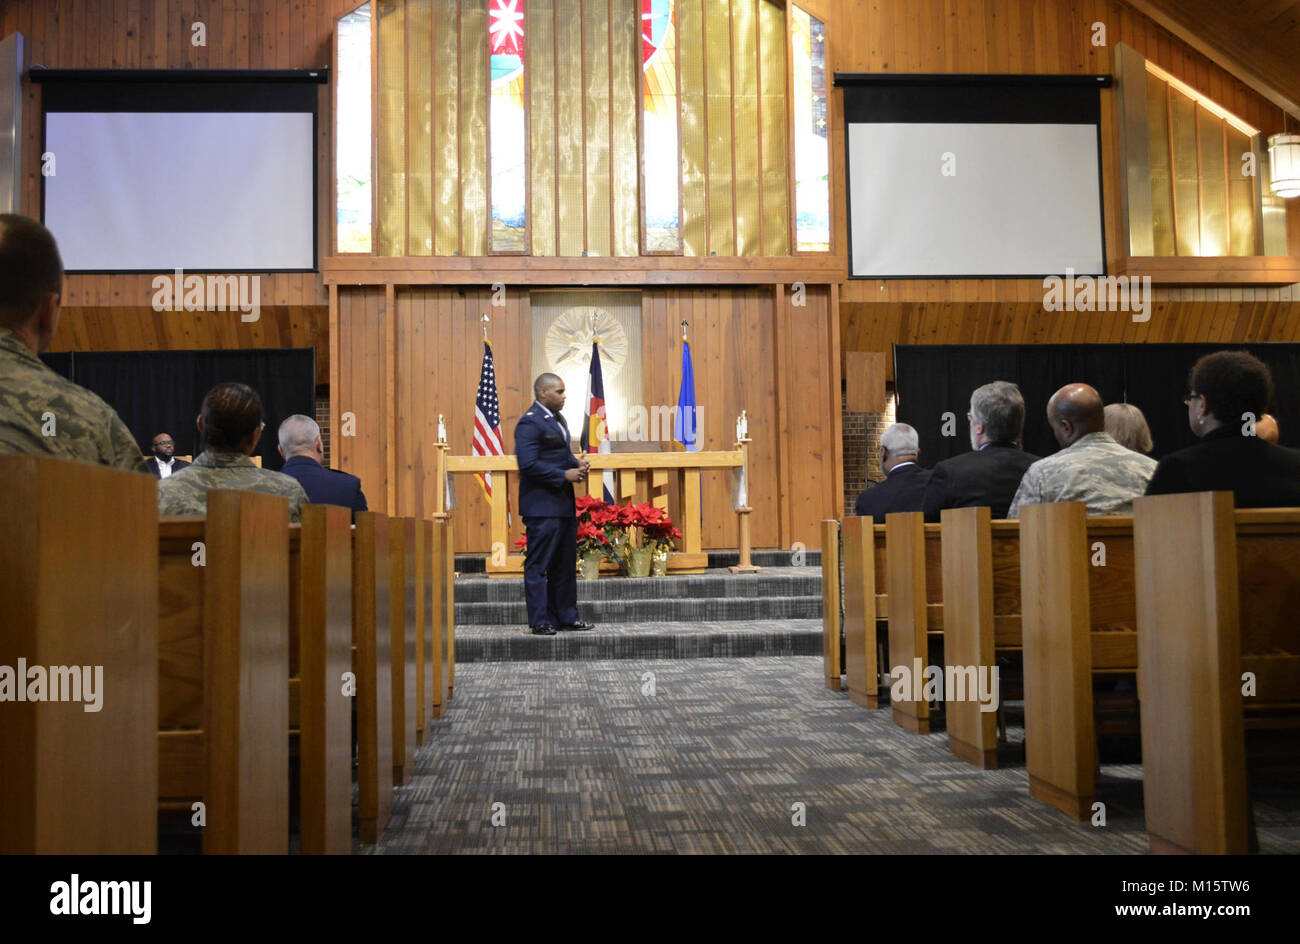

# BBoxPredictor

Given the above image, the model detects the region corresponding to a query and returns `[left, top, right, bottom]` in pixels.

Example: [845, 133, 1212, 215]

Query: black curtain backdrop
[40, 348, 316, 471]
[895, 344, 1300, 464]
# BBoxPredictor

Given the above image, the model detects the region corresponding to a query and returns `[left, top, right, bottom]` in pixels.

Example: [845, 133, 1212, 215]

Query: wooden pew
[1019, 503, 1138, 820]
[940, 507, 1022, 769]
[443, 517, 456, 700]
[0, 456, 158, 854]
[157, 490, 291, 853]
[389, 517, 417, 785]
[430, 517, 450, 719]
[821, 519, 842, 691]
[840, 517, 873, 704]
[353, 511, 392, 844]
[289, 504, 354, 855]
[884, 513, 944, 733]
[415, 518, 433, 745]
[1134, 492, 1300, 854]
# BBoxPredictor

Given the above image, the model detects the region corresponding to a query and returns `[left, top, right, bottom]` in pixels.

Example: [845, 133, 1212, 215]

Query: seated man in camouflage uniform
[158, 381, 309, 523]
[1008, 383, 1157, 518]
[0, 214, 144, 471]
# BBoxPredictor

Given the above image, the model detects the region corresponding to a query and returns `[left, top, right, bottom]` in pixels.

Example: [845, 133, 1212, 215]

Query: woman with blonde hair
[1104, 402, 1153, 455]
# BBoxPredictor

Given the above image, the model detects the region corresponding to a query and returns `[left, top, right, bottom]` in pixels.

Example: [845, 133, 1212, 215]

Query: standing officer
[515, 372, 596, 636]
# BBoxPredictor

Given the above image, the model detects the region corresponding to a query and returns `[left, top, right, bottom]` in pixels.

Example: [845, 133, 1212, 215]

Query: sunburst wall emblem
[544, 306, 628, 379]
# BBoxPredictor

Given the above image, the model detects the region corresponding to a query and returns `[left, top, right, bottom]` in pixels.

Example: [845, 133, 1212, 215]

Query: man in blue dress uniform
[515, 373, 596, 636]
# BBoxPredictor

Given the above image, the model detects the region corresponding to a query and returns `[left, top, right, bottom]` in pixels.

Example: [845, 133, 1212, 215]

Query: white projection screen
[840, 75, 1110, 279]
[37, 72, 322, 272]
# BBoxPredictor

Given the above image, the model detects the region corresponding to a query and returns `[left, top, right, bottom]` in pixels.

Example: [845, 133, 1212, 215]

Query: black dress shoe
[558, 621, 596, 632]
[530, 625, 558, 636]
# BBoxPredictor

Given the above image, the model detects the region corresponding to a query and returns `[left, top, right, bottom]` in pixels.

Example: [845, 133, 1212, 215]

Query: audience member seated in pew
[1146, 351, 1300, 507]
[854, 423, 943, 523]
[1008, 383, 1157, 518]
[0, 214, 145, 472]
[158, 382, 309, 522]
[277, 414, 369, 519]
[933, 381, 1038, 519]
[1103, 402, 1154, 456]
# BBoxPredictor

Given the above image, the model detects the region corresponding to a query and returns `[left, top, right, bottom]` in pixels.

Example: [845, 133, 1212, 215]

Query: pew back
[353, 511, 393, 844]
[0, 457, 158, 854]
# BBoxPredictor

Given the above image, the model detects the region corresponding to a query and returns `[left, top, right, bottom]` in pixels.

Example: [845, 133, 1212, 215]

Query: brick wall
[841, 387, 896, 514]
[315, 390, 330, 467]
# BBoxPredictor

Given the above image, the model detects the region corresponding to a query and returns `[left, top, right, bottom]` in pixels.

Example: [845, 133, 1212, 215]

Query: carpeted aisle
[364, 655, 1293, 855]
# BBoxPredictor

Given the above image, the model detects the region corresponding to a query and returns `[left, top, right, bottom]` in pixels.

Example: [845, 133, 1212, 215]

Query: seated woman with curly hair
[1145, 351, 1300, 507]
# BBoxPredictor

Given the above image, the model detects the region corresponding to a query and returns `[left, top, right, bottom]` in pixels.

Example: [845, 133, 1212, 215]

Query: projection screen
[838, 74, 1111, 279]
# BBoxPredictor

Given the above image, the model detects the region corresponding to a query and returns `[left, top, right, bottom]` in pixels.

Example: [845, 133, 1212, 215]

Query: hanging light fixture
[1268, 129, 1300, 198]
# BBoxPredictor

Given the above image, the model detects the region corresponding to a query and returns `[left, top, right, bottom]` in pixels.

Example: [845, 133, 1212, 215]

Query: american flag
[473, 340, 505, 500]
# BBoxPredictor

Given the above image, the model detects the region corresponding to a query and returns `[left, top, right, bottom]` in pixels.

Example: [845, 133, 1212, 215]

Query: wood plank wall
[336, 283, 841, 551]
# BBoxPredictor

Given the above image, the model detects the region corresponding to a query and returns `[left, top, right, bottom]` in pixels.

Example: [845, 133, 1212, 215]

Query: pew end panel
[0, 457, 159, 854]
[885, 512, 932, 734]
[941, 506, 999, 770]
[841, 516, 879, 708]
[353, 512, 393, 845]
[295, 504, 354, 855]
[388, 517, 418, 786]
[414, 518, 433, 745]
[1020, 502, 1096, 820]
[821, 519, 842, 691]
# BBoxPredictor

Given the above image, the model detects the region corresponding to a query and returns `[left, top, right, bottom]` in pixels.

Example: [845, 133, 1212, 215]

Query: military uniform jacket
[0, 326, 144, 472]
[280, 454, 368, 515]
[1007, 431, 1157, 518]
[157, 450, 310, 522]
[515, 401, 578, 518]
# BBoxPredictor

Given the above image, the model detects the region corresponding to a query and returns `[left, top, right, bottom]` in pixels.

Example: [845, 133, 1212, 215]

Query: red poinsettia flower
[513, 536, 528, 550]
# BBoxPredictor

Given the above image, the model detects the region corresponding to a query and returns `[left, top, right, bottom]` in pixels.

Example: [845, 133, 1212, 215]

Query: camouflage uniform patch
[1008, 432, 1157, 517]
[158, 450, 310, 522]
[0, 327, 146, 473]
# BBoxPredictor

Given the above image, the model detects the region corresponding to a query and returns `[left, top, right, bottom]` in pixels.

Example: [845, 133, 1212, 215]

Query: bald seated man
[1007, 383, 1157, 517]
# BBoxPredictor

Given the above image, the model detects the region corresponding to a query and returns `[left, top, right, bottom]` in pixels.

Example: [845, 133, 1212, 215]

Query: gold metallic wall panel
[678, 0, 707, 257]
[583, 0, 612, 257]
[555, 6, 585, 256]
[731, 0, 760, 256]
[407, 0, 433, 256]
[704, 0, 734, 256]
[432, 0, 460, 256]
[610, 0, 641, 257]
[1196, 107, 1227, 257]
[377, 0, 407, 256]
[459, 1, 488, 256]
[529, 0, 557, 256]
[1226, 127, 1257, 256]
[1145, 78, 1175, 257]
[758, 0, 789, 256]
[1169, 91, 1200, 256]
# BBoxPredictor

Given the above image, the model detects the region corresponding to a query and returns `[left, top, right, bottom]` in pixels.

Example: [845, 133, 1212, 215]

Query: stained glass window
[791, 5, 830, 252]
[490, 0, 528, 252]
[641, 0, 680, 253]
[336, 3, 373, 254]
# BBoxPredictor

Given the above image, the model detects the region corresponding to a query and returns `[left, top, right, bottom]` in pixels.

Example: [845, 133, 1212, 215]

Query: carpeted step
[456, 594, 822, 625]
[453, 568, 822, 604]
[453, 547, 823, 574]
[454, 619, 824, 662]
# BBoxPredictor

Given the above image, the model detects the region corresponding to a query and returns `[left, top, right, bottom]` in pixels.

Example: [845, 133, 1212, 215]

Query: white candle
[437, 415, 446, 443]
[740, 412, 748, 438]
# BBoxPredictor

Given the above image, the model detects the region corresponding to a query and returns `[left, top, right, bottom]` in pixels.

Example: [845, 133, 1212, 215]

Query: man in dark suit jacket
[854, 422, 944, 523]
[1146, 351, 1300, 507]
[275, 414, 368, 517]
[933, 381, 1039, 520]
[515, 373, 595, 636]
[144, 432, 191, 478]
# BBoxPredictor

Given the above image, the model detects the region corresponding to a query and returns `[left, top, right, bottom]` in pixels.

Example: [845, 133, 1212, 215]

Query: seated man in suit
[158, 382, 309, 522]
[1146, 351, 1300, 507]
[853, 422, 943, 523]
[276, 414, 368, 518]
[1008, 383, 1157, 517]
[0, 214, 144, 471]
[144, 432, 191, 478]
[933, 381, 1038, 519]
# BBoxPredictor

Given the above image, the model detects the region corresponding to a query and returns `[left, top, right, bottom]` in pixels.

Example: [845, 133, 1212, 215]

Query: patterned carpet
[362, 656, 1300, 854]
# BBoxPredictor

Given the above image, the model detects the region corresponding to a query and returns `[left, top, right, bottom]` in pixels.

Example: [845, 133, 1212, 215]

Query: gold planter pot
[627, 544, 653, 579]
[579, 550, 604, 580]
[650, 545, 671, 577]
